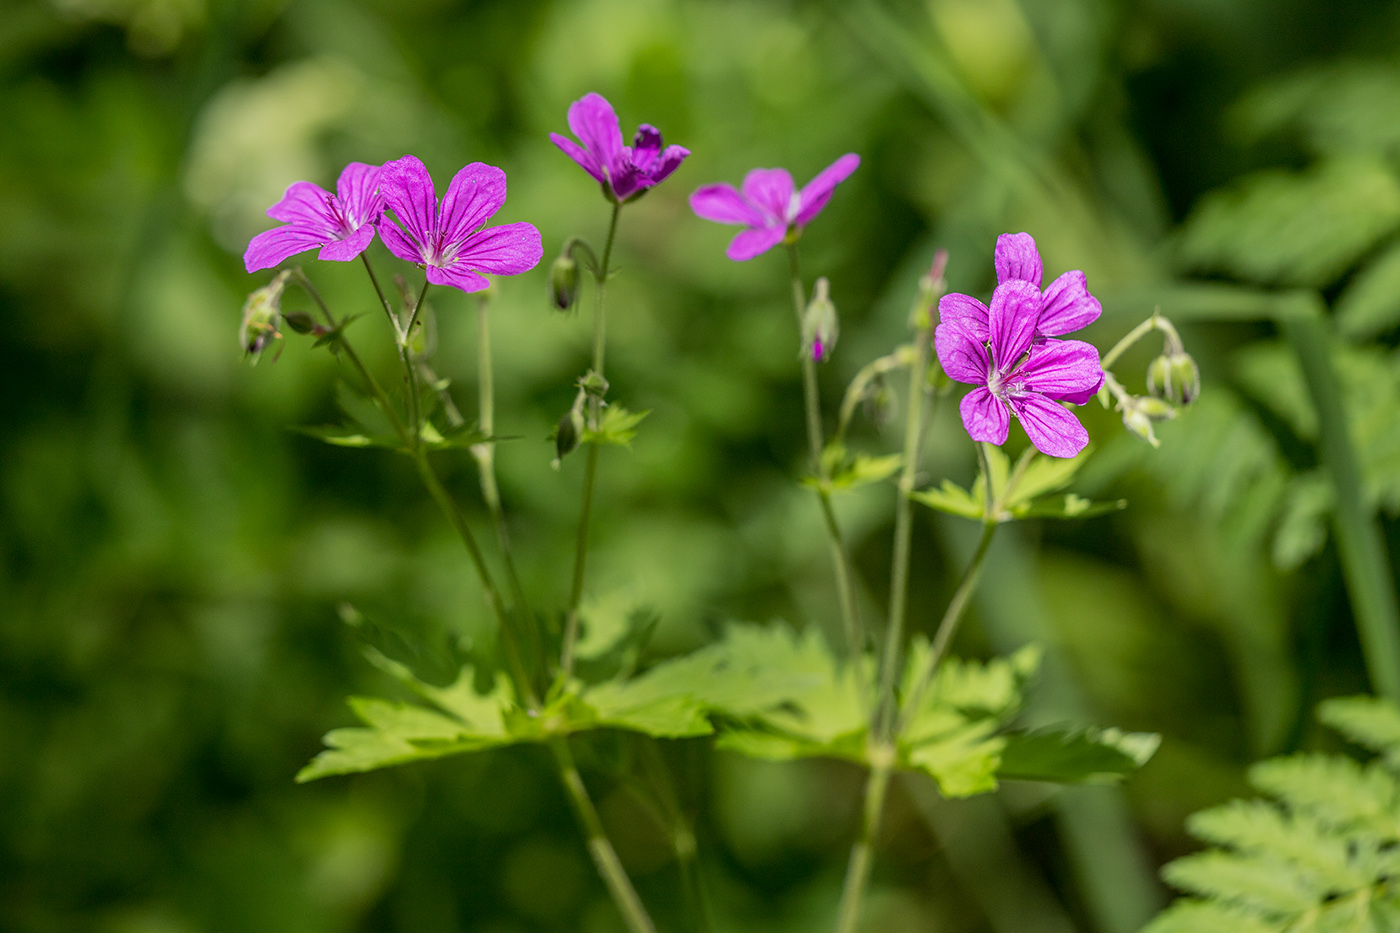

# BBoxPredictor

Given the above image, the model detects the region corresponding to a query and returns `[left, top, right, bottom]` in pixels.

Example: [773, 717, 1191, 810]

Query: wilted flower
[935, 280, 1104, 458]
[244, 163, 384, 272]
[689, 153, 860, 261]
[239, 270, 292, 361]
[377, 155, 543, 294]
[550, 93, 689, 202]
[938, 232, 1101, 341]
[802, 277, 839, 361]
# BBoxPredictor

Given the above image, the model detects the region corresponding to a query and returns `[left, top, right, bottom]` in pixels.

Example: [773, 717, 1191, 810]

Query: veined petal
[335, 162, 383, 228]
[426, 262, 490, 294]
[1038, 270, 1101, 336]
[567, 93, 623, 171]
[740, 167, 795, 224]
[440, 162, 507, 245]
[934, 321, 990, 385]
[995, 232, 1042, 288]
[937, 292, 990, 341]
[1009, 394, 1088, 458]
[380, 155, 438, 252]
[1051, 370, 1105, 406]
[794, 153, 860, 227]
[726, 224, 786, 261]
[632, 124, 662, 169]
[988, 280, 1041, 372]
[452, 222, 543, 276]
[648, 145, 688, 184]
[376, 217, 424, 264]
[550, 133, 606, 184]
[266, 181, 337, 233]
[1012, 338, 1103, 400]
[960, 387, 1010, 445]
[690, 184, 762, 226]
[610, 161, 646, 200]
[317, 223, 376, 262]
[243, 225, 326, 272]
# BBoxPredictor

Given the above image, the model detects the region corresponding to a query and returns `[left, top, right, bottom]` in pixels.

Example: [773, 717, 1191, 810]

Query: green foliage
[1145, 696, 1400, 933]
[997, 728, 1161, 785]
[805, 449, 904, 494]
[913, 446, 1124, 522]
[1336, 239, 1400, 340]
[581, 405, 649, 447]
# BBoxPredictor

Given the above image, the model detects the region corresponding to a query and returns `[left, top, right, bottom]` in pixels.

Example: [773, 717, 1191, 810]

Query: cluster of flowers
[244, 92, 1105, 458]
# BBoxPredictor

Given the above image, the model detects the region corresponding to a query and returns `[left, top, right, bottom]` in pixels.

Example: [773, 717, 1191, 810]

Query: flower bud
[1120, 395, 1176, 447]
[1122, 406, 1159, 448]
[802, 277, 839, 362]
[550, 254, 580, 312]
[1146, 351, 1200, 406]
[239, 271, 291, 362]
[282, 309, 317, 335]
[580, 370, 609, 399]
[555, 409, 581, 460]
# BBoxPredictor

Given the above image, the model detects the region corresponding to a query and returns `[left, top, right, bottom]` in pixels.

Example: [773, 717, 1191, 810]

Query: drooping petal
[266, 181, 337, 232]
[648, 145, 689, 184]
[426, 262, 491, 294]
[451, 222, 543, 276]
[550, 133, 606, 184]
[376, 217, 424, 264]
[632, 124, 662, 169]
[960, 387, 1010, 445]
[379, 155, 439, 252]
[439, 162, 507, 246]
[244, 225, 328, 272]
[1037, 270, 1101, 336]
[740, 168, 796, 224]
[317, 223, 376, 262]
[794, 153, 860, 227]
[1009, 393, 1088, 458]
[987, 280, 1041, 372]
[690, 184, 763, 226]
[994, 232, 1042, 289]
[567, 93, 624, 174]
[934, 321, 990, 385]
[937, 292, 990, 341]
[726, 224, 787, 261]
[1011, 338, 1103, 401]
[335, 162, 383, 227]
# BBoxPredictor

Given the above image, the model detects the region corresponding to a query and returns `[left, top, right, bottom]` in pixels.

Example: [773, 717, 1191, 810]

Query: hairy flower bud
[550, 254, 580, 312]
[1151, 351, 1200, 406]
[802, 277, 839, 362]
[1120, 395, 1176, 448]
[555, 409, 581, 460]
[239, 271, 291, 362]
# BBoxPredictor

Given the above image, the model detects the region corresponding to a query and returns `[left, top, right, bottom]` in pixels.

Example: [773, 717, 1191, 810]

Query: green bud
[552, 407, 584, 468]
[1146, 351, 1200, 406]
[1135, 396, 1176, 420]
[550, 254, 580, 312]
[1120, 395, 1176, 448]
[239, 270, 291, 362]
[282, 309, 317, 335]
[1122, 407, 1160, 448]
[802, 277, 839, 362]
[580, 370, 609, 399]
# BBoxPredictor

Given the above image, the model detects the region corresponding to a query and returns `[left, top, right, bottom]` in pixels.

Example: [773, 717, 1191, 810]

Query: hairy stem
[561, 200, 622, 677]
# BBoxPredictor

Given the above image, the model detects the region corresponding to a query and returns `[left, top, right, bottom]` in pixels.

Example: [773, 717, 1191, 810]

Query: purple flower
[550, 92, 689, 202]
[243, 162, 384, 272]
[376, 155, 543, 294]
[938, 232, 1102, 342]
[689, 154, 861, 261]
[935, 280, 1104, 458]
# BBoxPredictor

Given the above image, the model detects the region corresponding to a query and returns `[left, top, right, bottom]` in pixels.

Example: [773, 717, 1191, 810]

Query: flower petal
[960, 386, 1010, 445]
[726, 224, 787, 261]
[317, 223, 377, 262]
[987, 280, 1041, 372]
[1037, 270, 1101, 336]
[266, 181, 337, 232]
[1012, 338, 1103, 401]
[648, 144, 689, 184]
[550, 132, 606, 184]
[335, 162, 383, 228]
[632, 124, 662, 169]
[426, 262, 491, 293]
[794, 153, 860, 227]
[689, 184, 762, 226]
[610, 161, 646, 200]
[994, 232, 1042, 289]
[452, 222, 543, 276]
[243, 225, 326, 272]
[740, 167, 795, 224]
[937, 292, 990, 341]
[440, 162, 507, 245]
[567, 93, 623, 174]
[380, 155, 438, 252]
[934, 321, 990, 385]
[1053, 370, 1105, 406]
[1008, 394, 1088, 458]
[376, 217, 423, 264]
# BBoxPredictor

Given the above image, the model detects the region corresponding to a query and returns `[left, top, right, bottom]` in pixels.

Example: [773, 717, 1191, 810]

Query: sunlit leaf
[997, 727, 1160, 784]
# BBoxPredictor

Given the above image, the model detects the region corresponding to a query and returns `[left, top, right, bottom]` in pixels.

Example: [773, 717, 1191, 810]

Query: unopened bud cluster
[1146, 350, 1200, 406]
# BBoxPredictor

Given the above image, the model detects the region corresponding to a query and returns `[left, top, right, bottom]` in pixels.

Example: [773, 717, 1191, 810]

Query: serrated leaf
[1141, 900, 1276, 933]
[1186, 800, 1367, 893]
[1318, 696, 1400, 769]
[1009, 493, 1125, 520]
[906, 723, 1004, 797]
[1249, 754, 1400, 838]
[582, 406, 648, 447]
[581, 659, 713, 739]
[912, 479, 984, 519]
[1271, 473, 1332, 571]
[823, 453, 903, 492]
[1003, 448, 1092, 508]
[296, 424, 404, 450]
[996, 727, 1159, 784]
[419, 422, 493, 451]
[1337, 237, 1400, 340]
[1163, 851, 1320, 916]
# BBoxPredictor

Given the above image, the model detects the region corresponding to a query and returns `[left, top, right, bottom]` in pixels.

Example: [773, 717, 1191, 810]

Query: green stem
[833, 748, 894, 933]
[785, 241, 868, 675]
[550, 737, 659, 933]
[1280, 303, 1400, 703]
[402, 279, 431, 440]
[360, 254, 404, 341]
[561, 201, 622, 678]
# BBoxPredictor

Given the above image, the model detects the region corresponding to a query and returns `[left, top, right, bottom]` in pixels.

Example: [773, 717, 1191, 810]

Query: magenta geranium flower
[244, 162, 384, 272]
[376, 155, 542, 294]
[935, 280, 1104, 458]
[550, 92, 689, 202]
[689, 154, 860, 261]
[939, 232, 1102, 342]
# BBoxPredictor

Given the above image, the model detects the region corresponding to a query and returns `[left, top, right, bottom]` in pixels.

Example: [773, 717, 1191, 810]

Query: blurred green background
[5, 0, 1400, 930]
